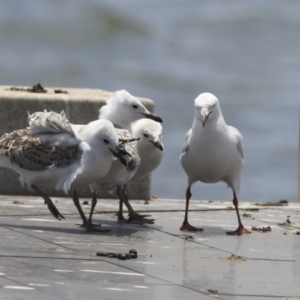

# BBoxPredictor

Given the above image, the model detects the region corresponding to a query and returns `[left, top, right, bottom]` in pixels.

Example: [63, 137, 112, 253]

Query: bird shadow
[0, 217, 159, 237]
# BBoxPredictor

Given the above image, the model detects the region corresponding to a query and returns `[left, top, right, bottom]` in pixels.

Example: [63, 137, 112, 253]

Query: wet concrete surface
[0, 195, 299, 299]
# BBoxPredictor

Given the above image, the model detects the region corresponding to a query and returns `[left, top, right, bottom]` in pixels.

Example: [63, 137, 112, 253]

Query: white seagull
[117, 119, 164, 220]
[131, 119, 164, 181]
[0, 110, 127, 230]
[89, 89, 163, 224]
[180, 93, 250, 235]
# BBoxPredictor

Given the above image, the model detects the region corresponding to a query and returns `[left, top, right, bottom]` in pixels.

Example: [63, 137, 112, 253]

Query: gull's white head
[99, 90, 162, 130]
[84, 119, 132, 166]
[194, 93, 221, 127]
[84, 119, 119, 152]
[132, 119, 164, 151]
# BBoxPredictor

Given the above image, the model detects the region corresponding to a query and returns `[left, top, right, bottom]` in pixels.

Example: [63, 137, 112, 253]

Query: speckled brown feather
[116, 130, 139, 171]
[28, 110, 74, 136]
[0, 128, 81, 171]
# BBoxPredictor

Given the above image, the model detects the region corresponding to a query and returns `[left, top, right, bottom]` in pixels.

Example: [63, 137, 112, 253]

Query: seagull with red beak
[180, 92, 250, 235]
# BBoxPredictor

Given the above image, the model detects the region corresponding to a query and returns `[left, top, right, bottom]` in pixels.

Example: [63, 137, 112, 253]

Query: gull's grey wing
[237, 140, 243, 159]
[228, 126, 243, 159]
[182, 128, 192, 154]
[0, 128, 82, 171]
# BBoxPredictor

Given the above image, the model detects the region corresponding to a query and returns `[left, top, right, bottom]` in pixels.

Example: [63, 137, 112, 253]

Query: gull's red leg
[180, 186, 203, 231]
[227, 191, 251, 235]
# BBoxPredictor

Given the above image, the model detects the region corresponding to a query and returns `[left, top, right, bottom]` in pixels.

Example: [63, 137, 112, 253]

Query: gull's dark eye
[132, 104, 138, 109]
[103, 139, 109, 144]
[213, 104, 215, 108]
[143, 133, 149, 138]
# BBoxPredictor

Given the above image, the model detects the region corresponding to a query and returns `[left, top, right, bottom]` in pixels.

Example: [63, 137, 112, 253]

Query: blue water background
[0, 0, 298, 202]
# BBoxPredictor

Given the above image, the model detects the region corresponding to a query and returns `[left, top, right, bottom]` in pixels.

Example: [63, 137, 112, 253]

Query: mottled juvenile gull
[0, 110, 126, 229]
[180, 93, 250, 235]
[117, 119, 164, 220]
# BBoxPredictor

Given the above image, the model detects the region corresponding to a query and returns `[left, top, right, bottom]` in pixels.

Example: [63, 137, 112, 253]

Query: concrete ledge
[0, 85, 153, 199]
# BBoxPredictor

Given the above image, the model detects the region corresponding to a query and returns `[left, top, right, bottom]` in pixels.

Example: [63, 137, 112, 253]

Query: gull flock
[0, 90, 250, 235]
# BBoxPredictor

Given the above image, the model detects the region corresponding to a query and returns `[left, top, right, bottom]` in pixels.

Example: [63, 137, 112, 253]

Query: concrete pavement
[0, 195, 299, 299]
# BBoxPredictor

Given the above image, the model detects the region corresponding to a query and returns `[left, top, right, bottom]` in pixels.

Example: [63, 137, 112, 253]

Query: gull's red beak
[201, 114, 209, 127]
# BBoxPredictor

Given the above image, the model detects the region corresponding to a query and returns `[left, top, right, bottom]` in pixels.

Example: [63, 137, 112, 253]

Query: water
[0, 0, 298, 202]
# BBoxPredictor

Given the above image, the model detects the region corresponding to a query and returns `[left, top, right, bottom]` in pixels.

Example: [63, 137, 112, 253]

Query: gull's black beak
[117, 145, 132, 158]
[110, 148, 128, 167]
[117, 137, 141, 158]
[142, 112, 163, 123]
[150, 141, 164, 151]
[110, 138, 141, 167]
[119, 137, 141, 145]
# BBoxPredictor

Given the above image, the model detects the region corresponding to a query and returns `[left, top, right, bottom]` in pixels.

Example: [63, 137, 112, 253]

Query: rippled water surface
[0, 1, 299, 202]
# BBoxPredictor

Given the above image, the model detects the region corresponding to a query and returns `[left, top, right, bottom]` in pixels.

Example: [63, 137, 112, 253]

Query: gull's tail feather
[28, 110, 75, 137]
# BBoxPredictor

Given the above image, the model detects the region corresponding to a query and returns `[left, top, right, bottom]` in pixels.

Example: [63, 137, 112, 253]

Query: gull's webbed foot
[45, 199, 65, 221]
[77, 221, 102, 228]
[180, 220, 203, 231]
[127, 212, 155, 224]
[80, 222, 109, 232]
[226, 225, 251, 235]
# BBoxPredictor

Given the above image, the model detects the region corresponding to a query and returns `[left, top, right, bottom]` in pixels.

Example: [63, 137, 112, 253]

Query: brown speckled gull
[0, 110, 123, 230]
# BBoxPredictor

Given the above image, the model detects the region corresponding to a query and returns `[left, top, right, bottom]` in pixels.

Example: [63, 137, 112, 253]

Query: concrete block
[0, 85, 154, 199]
